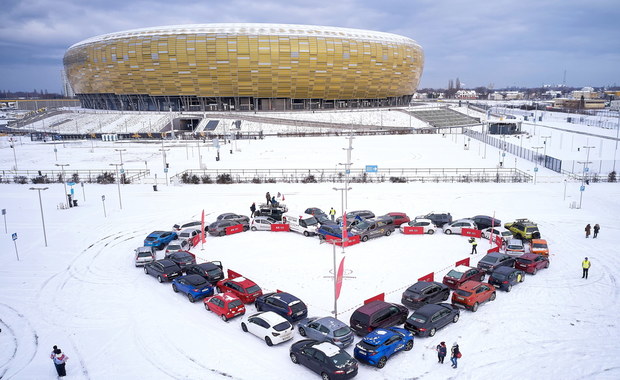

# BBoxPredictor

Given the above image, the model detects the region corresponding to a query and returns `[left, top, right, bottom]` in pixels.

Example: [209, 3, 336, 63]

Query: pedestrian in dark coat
[585, 224, 591, 238]
[250, 202, 256, 217]
[265, 192, 271, 205]
[450, 342, 460, 368]
[593, 224, 600, 238]
[436, 341, 447, 363]
[469, 238, 478, 254]
[50, 346, 68, 377]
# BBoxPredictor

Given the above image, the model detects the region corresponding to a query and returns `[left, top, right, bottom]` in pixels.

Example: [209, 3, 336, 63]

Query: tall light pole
[582, 146, 595, 184]
[541, 135, 551, 157]
[532, 146, 544, 185]
[55, 163, 70, 207]
[115, 148, 127, 165]
[29, 187, 48, 247]
[109, 163, 123, 209]
[613, 109, 620, 172]
[332, 185, 351, 319]
[577, 160, 592, 208]
[10, 138, 18, 170]
[339, 135, 354, 210]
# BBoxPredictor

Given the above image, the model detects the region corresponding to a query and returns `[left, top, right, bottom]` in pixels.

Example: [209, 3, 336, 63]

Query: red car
[384, 212, 411, 226]
[204, 292, 246, 321]
[216, 276, 263, 304]
[451, 280, 496, 312]
[515, 253, 549, 275]
[442, 265, 486, 290]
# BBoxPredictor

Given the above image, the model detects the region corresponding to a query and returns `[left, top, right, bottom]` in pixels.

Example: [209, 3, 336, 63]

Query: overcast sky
[1, 0, 618, 93]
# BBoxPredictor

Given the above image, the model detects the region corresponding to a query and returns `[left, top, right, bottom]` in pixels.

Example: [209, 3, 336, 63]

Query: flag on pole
[282, 194, 285, 201]
[335, 256, 345, 299]
[201, 210, 206, 245]
[342, 212, 348, 241]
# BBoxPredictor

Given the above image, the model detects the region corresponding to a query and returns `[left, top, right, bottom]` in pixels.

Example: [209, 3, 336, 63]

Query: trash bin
[73, 200, 78, 207]
[153, 185, 158, 191]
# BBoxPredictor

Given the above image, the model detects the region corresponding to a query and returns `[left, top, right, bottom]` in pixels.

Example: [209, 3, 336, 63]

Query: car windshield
[357, 341, 378, 351]
[228, 300, 243, 308]
[501, 231, 513, 237]
[532, 242, 547, 248]
[145, 237, 156, 241]
[446, 270, 463, 279]
[455, 289, 472, 297]
[168, 244, 181, 250]
[206, 268, 222, 277]
[304, 216, 318, 226]
[492, 272, 507, 281]
[137, 252, 152, 258]
[408, 314, 426, 324]
[333, 326, 351, 337]
[273, 321, 291, 332]
[180, 233, 190, 238]
[290, 302, 306, 313]
[517, 258, 533, 265]
[481, 256, 499, 264]
[354, 221, 371, 230]
[176, 253, 192, 260]
[507, 244, 522, 250]
[329, 352, 352, 366]
[189, 277, 208, 286]
[246, 285, 261, 293]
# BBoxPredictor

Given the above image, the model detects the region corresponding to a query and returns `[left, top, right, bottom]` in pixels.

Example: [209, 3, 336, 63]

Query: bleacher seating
[408, 107, 480, 128]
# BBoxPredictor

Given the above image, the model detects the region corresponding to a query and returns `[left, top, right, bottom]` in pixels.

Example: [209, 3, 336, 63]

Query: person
[582, 257, 591, 279]
[469, 237, 477, 254]
[436, 341, 447, 364]
[265, 192, 271, 205]
[250, 202, 256, 217]
[593, 224, 600, 238]
[450, 342, 460, 368]
[585, 224, 591, 238]
[329, 207, 336, 221]
[271, 196, 278, 207]
[50, 346, 68, 377]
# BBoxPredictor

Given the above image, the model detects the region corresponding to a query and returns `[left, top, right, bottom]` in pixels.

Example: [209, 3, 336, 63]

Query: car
[451, 280, 496, 311]
[216, 213, 250, 223]
[172, 220, 202, 231]
[298, 316, 355, 348]
[350, 218, 395, 242]
[290, 340, 359, 380]
[171, 274, 215, 302]
[476, 252, 516, 273]
[314, 213, 338, 226]
[254, 204, 288, 221]
[442, 219, 477, 235]
[164, 239, 190, 254]
[304, 207, 326, 216]
[515, 253, 550, 275]
[336, 210, 375, 226]
[317, 224, 347, 240]
[504, 218, 541, 240]
[382, 212, 411, 226]
[165, 250, 196, 270]
[401, 281, 451, 309]
[216, 276, 263, 303]
[442, 265, 486, 290]
[488, 267, 526, 292]
[144, 231, 178, 250]
[530, 239, 550, 256]
[283, 211, 320, 236]
[404, 303, 459, 337]
[481, 226, 513, 242]
[415, 212, 452, 227]
[470, 215, 502, 230]
[349, 301, 409, 336]
[354, 327, 414, 368]
[143, 259, 182, 283]
[134, 246, 156, 267]
[177, 228, 202, 247]
[250, 216, 277, 231]
[255, 292, 308, 322]
[185, 261, 224, 284]
[208, 219, 249, 236]
[204, 292, 246, 321]
[505, 238, 525, 256]
[399, 218, 436, 234]
[240, 311, 294, 346]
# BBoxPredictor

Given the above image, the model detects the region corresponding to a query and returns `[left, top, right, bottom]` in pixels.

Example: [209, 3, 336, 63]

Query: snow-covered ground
[1, 116, 619, 379]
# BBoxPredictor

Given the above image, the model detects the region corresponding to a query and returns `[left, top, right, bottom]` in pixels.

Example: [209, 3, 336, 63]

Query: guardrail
[0, 168, 150, 184]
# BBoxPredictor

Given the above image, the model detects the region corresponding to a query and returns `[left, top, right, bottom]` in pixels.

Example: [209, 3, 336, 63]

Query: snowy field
[1, 119, 620, 379]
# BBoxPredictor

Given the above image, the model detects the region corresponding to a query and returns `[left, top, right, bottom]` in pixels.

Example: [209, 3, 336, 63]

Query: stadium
[63, 23, 424, 112]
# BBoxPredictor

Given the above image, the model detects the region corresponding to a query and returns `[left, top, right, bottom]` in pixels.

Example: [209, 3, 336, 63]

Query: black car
[488, 266, 525, 292]
[349, 301, 408, 336]
[305, 207, 326, 216]
[255, 292, 308, 322]
[254, 206, 287, 221]
[477, 252, 516, 273]
[166, 251, 196, 270]
[290, 339, 358, 380]
[470, 215, 502, 230]
[143, 259, 182, 283]
[401, 281, 451, 309]
[415, 212, 452, 227]
[185, 261, 224, 284]
[216, 213, 250, 223]
[404, 303, 459, 337]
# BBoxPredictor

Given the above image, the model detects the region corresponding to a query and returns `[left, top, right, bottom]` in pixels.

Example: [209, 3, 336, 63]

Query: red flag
[282, 194, 285, 201]
[342, 212, 348, 241]
[335, 257, 345, 299]
[201, 210, 206, 244]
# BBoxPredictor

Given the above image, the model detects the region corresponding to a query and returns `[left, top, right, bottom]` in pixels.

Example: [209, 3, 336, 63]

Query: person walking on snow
[50, 346, 68, 377]
[585, 224, 591, 238]
[436, 341, 447, 364]
[250, 202, 256, 217]
[582, 257, 591, 279]
[265, 192, 271, 206]
[593, 224, 600, 238]
[469, 238, 478, 254]
[329, 207, 336, 221]
[450, 342, 460, 368]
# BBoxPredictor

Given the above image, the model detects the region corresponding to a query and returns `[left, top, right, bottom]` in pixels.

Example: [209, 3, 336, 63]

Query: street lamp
[541, 136, 551, 158]
[29, 187, 48, 247]
[577, 160, 592, 208]
[532, 146, 544, 185]
[115, 148, 127, 165]
[55, 163, 70, 207]
[9, 138, 18, 170]
[109, 163, 123, 209]
[582, 146, 595, 183]
[332, 185, 351, 319]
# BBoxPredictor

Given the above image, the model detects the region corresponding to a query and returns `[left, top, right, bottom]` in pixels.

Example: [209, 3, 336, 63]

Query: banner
[227, 269, 242, 279]
[418, 272, 435, 282]
[270, 223, 290, 232]
[364, 293, 385, 305]
[325, 234, 360, 247]
[335, 257, 345, 300]
[461, 228, 481, 238]
[455, 258, 470, 267]
[342, 212, 348, 241]
[201, 210, 206, 244]
[403, 226, 424, 235]
[225, 224, 243, 235]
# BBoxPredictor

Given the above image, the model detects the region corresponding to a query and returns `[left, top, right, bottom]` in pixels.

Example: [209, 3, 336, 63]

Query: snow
[1, 112, 620, 379]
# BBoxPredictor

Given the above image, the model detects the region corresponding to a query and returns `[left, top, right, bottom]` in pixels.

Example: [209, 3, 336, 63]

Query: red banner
[225, 224, 243, 235]
[270, 223, 290, 232]
[403, 226, 424, 235]
[455, 258, 470, 267]
[364, 293, 385, 305]
[418, 272, 435, 282]
[342, 212, 348, 241]
[227, 269, 242, 279]
[201, 210, 206, 244]
[495, 235, 503, 247]
[461, 228, 482, 237]
[325, 234, 360, 247]
[487, 246, 500, 253]
[335, 257, 345, 299]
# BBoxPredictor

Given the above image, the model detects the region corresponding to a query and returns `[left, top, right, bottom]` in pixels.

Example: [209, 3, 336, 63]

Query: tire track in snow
[0, 303, 38, 380]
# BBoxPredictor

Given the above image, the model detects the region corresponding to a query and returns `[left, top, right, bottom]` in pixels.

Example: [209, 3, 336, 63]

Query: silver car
[442, 219, 477, 235]
[134, 246, 156, 267]
[297, 316, 355, 348]
[165, 239, 190, 254]
[250, 216, 277, 231]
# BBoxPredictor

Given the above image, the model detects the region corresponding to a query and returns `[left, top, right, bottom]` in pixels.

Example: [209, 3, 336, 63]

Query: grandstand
[407, 106, 481, 129]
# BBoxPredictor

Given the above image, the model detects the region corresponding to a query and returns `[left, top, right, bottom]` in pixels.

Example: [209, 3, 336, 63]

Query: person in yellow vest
[469, 237, 478, 254]
[329, 207, 336, 221]
[582, 257, 591, 279]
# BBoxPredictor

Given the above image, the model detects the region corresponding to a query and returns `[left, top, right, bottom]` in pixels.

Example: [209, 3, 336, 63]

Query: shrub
[216, 173, 233, 184]
[201, 175, 212, 184]
[302, 174, 317, 183]
[266, 178, 276, 183]
[32, 175, 51, 184]
[251, 177, 262, 184]
[608, 171, 616, 183]
[96, 172, 115, 184]
[13, 176, 28, 184]
[389, 176, 407, 183]
[181, 172, 191, 184]
[71, 173, 80, 183]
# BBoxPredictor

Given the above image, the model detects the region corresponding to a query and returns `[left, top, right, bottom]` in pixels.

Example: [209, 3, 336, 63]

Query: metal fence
[0, 168, 150, 184]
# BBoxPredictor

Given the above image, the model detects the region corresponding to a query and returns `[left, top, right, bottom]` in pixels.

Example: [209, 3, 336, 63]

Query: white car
[165, 239, 190, 255]
[400, 218, 436, 234]
[240, 311, 294, 346]
[481, 226, 513, 242]
[134, 246, 156, 267]
[250, 216, 277, 231]
[505, 239, 525, 256]
[178, 228, 202, 247]
[172, 220, 201, 231]
[442, 219, 477, 235]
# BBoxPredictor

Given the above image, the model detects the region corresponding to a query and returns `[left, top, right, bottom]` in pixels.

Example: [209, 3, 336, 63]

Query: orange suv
[451, 281, 496, 312]
[530, 239, 549, 256]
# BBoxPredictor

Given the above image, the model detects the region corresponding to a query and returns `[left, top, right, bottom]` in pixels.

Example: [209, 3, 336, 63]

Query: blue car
[171, 274, 214, 303]
[318, 225, 347, 239]
[144, 231, 178, 250]
[353, 327, 414, 368]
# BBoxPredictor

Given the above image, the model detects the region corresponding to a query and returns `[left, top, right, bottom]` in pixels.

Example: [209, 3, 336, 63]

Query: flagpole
[333, 241, 337, 318]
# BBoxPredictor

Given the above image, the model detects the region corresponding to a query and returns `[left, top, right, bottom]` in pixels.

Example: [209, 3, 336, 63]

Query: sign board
[580, 185, 585, 192]
[225, 224, 243, 235]
[461, 228, 482, 238]
[584, 167, 589, 172]
[120, 168, 125, 174]
[270, 224, 290, 232]
[365, 165, 378, 173]
[345, 169, 350, 174]
[101, 195, 106, 201]
[364, 293, 385, 305]
[67, 182, 76, 186]
[12, 233, 17, 241]
[325, 234, 360, 247]
[403, 226, 424, 235]
[455, 258, 471, 267]
[1, 209, 5, 215]
[534, 167, 538, 172]
[418, 273, 434, 282]
[70, 188, 74, 195]
[163, 168, 168, 173]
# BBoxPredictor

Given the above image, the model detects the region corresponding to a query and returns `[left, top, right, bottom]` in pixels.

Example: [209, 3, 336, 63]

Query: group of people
[584, 223, 600, 238]
[436, 341, 461, 368]
[50, 345, 68, 377]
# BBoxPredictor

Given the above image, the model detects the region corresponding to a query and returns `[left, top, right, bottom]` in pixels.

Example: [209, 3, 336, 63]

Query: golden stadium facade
[63, 23, 424, 111]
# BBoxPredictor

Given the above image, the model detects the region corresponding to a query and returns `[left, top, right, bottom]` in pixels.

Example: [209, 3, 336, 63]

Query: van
[282, 211, 319, 237]
[349, 301, 408, 336]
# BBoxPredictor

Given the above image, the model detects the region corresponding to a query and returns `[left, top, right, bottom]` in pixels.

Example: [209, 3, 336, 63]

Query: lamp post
[582, 146, 595, 184]
[532, 146, 544, 185]
[115, 148, 127, 165]
[10, 138, 18, 170]
[109, 163, 123, 209]
[613, 109, 620, 172]
[331, 185, 351, 319]
[55, 163, 70, 207]
[29, 187, 48, 247]
[577, 160, 592, 209]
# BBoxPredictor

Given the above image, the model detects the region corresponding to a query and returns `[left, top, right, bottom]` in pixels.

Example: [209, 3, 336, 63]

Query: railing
[0, 168, 150, 184]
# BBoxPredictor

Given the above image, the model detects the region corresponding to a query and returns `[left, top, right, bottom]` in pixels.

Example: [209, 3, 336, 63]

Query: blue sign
[120, 168, 125, 174]
[70, 188, 75, 195]
[365, 165, 378, 173]
[534, 167, 538, 172]
[12, 233, 17, 241]
[502, 152, 506, 157]
[584, 167, 589, 172]
[164, 168, 169, 173]
[67, 182, 76, 186]
[580, 185, 585, 192]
